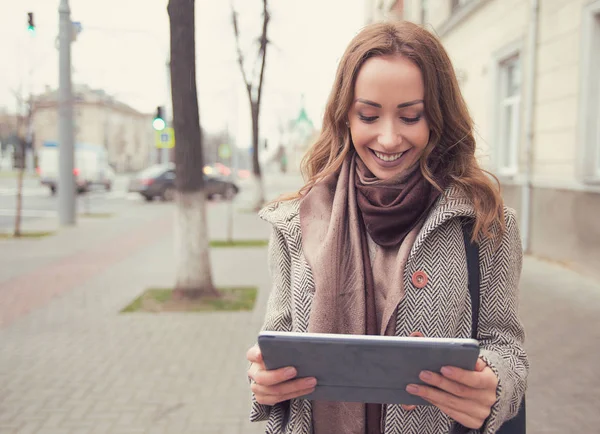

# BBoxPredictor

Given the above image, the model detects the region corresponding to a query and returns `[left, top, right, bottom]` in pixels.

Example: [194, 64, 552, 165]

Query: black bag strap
[462, 220, 480, 339]
[461, 220, 526, 434]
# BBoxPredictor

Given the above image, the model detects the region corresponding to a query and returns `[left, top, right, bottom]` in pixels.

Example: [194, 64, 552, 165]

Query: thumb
[247, 344, 264, 365]
[475, 357, 487, 372]
[409, 331, 425, 338]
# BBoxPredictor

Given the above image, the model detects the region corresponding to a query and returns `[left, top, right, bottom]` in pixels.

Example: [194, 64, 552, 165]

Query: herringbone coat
[250, 187, 528, 434]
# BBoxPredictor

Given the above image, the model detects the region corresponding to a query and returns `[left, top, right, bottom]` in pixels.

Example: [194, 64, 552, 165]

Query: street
[0, 175, 139, 231]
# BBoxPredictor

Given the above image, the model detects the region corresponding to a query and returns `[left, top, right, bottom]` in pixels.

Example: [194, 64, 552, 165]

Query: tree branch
[230, 3, 253, 102]
[256, 0, 270, 110]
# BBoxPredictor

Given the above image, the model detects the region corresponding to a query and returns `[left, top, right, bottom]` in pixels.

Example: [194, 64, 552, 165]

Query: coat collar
[260, 184, 475, 256]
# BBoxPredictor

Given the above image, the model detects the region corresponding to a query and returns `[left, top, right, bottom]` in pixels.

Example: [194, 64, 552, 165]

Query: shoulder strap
[462, 220, 527, 433]
[462, 220, 480, 339]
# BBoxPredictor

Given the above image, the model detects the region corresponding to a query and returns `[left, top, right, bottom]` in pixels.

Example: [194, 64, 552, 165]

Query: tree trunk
[13, 140, 24, 237]
[168, 0, 218, 299]
[251, 103, 265, 210]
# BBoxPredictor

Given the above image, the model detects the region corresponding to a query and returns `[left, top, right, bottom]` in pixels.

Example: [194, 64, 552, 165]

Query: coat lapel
[409, 185, 476, 260]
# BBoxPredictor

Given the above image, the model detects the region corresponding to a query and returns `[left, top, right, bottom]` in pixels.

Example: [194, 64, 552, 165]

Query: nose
[377, 119, 401, 150]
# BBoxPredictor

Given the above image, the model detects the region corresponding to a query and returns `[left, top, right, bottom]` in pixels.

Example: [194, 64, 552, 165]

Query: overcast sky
[0, 0, 368, 146]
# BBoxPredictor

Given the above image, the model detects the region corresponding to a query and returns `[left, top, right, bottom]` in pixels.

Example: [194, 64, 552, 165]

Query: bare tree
[231, 0, 270, 210]
[11, 89, 32, 238]
[168, 0, 219, 298]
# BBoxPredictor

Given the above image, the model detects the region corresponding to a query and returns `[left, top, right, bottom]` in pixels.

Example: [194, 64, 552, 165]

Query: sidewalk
[0, 177, 598, 433]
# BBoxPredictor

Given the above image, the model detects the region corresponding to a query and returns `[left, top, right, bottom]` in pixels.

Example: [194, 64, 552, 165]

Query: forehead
[354, 54, 425, 103]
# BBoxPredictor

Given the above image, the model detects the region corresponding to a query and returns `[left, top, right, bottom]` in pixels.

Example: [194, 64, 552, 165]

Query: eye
[401, 116, 421, 125]
[358, 113, 378, 123]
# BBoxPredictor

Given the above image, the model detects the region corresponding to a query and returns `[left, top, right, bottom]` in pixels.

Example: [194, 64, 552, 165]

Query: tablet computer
[258, 331, 480, 405]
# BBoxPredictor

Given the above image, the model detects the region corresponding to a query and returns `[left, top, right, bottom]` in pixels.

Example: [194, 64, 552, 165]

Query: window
[451, 0, 470, 11]
[421, 0, 429, 25]
[580, 1, 600, 182]
[496, 54, 521, 176]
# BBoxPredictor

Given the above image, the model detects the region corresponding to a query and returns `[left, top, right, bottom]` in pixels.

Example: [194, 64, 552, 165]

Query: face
[348, 54, 430, 180]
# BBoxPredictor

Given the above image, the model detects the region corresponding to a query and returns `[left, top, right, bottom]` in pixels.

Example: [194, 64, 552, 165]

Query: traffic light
[27, 12, 35, 35]
[153, 106, 166, 131]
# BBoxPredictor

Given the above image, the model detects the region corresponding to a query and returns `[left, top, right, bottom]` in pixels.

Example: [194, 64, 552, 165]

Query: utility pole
[58, 0, 76, 225]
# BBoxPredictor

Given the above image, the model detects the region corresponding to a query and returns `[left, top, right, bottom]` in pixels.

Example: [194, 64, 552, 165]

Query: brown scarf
[300, 152, 444, 434]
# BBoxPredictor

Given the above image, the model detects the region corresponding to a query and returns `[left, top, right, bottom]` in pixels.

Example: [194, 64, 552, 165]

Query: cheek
[349, 124, 375, 148]
[408, 123, 430, 149]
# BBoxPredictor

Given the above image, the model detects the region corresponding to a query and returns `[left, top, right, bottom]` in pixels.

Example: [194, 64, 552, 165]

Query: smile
[372, 150, 406, 162]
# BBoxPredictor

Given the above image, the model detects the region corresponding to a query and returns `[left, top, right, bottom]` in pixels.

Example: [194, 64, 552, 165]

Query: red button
[412, 271, 428, 288]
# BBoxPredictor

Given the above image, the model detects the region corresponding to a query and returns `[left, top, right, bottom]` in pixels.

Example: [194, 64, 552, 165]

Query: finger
[440, 366, 497, 390]
[255, 384, 317, 406]
[246, 345, 263, 364]
[409, 331, 424, 337]
[433, 402, 484, 430]
[401, 404, 417, 411]
[406, 384, 467, 414]
[418, 370, 478, 400]
[252, 376, 317, 400]
[413, 386, 491, 423]
[252, 365, 298, 387]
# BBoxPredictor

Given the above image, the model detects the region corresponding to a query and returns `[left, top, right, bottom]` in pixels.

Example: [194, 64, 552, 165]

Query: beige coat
[250, 187, 528, 434]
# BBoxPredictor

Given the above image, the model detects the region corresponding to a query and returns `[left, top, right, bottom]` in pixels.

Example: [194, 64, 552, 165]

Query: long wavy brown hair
[285, 21, 504, 242]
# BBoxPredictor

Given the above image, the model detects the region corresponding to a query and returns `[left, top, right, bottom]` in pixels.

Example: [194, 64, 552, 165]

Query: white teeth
[374, 151, 404, 162]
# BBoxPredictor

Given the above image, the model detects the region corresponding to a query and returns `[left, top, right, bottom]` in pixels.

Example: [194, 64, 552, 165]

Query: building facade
[32, 85, 156, 173]
[368, 0, 600, 279]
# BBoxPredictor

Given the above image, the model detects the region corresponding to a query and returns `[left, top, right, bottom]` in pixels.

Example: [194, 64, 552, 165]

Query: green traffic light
[153, 118, 166, 131]
[28, 26, 35, 35]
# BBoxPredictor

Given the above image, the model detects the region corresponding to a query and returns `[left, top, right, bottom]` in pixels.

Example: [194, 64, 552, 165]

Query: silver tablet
[258, 331, 480, 405]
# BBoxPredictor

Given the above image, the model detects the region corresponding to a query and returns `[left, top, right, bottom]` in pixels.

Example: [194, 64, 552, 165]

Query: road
[0, 174, 138, 231]
[0, 171, 304, 231]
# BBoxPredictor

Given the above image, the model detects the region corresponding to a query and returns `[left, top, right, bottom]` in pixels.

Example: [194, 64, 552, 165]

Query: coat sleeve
[250, 225, 294, 423]
[475, 208, 529, 434]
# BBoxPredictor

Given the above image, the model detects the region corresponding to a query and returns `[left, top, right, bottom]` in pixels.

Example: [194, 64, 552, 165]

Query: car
[38, 142, 113, 194]
[128, 164, 239, 202]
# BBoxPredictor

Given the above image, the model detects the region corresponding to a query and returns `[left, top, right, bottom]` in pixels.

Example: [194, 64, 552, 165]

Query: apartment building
[367, 0, 600, 278]
[32, 85, 156, 172]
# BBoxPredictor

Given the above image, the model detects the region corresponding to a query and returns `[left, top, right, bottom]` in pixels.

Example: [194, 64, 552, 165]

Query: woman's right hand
[247, 344, 318, 405]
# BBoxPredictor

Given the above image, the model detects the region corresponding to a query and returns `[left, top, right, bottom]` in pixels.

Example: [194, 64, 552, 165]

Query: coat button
[412, 271, 428, 288]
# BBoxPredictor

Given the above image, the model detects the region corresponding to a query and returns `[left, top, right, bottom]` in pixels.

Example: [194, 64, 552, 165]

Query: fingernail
[406, 384, 419, 394]
[420, 371, 432, 381]
[305, 378, 317, 387]
[285, 367, 297, 378]
[441, 366, 453, 376]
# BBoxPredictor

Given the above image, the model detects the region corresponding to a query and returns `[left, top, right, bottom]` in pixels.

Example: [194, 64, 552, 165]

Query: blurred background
[0, 0, 599, 433]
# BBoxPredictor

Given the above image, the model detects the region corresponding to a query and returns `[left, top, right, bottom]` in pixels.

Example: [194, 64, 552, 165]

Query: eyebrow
[355, 98, 424, 109]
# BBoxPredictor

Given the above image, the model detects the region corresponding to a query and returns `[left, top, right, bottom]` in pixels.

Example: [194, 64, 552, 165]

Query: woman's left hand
[405, 358, 498, 429]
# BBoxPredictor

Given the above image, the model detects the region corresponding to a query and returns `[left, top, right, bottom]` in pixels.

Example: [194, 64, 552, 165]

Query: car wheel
[162, 186, 176, 202]
[142, 194, 153, 202]
[224, 185, 236, 201]
[50, 186, 56, 195]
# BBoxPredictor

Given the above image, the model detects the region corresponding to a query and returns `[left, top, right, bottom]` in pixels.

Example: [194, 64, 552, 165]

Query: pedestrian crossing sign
[155, 128, 175, 149]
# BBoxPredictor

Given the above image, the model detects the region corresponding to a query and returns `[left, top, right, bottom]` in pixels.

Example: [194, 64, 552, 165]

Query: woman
[246, 21, 528, 434]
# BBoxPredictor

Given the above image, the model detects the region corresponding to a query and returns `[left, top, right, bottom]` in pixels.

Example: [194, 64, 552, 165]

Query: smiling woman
[247, 20, 528, 434]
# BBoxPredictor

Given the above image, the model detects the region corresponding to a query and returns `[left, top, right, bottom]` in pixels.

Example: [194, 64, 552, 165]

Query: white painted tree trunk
[174, 190, 216, 297]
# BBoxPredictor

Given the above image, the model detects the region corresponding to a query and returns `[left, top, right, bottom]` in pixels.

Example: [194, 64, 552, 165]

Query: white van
[38, 142, 114, 194]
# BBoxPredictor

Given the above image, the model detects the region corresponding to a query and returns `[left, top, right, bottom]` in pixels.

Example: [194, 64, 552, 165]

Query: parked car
[38, 142, 113, 194]
[128, 164, 239, 202]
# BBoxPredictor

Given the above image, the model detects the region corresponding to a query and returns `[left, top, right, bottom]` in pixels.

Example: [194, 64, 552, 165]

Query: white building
[368, 0, 600, 279]
[32, 85, 156, 173]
